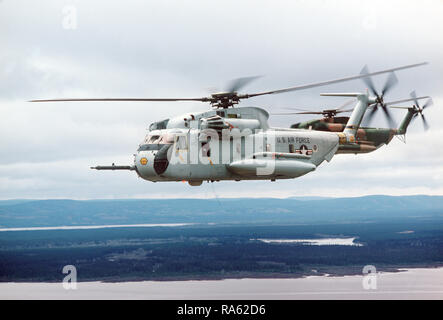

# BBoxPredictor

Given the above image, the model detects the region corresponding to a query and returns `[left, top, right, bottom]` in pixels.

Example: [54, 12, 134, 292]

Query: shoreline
[2, 263, 442, 284]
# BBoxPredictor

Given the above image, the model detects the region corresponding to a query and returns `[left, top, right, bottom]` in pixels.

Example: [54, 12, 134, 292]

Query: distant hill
[0, 195, 442, 228]
[0, 200, 34, 207]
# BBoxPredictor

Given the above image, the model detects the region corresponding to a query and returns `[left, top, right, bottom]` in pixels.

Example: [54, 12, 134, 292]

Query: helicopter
[31, 62, 431, 186]
[273, 71, 433, 154]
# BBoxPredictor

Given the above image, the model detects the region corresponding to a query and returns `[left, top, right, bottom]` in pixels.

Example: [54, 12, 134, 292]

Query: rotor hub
[209, 92, 242, 109]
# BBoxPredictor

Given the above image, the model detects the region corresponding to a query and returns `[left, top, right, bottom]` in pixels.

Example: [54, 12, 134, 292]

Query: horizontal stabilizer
[384, 96, 429, 106]
[389, 106, 412, 109]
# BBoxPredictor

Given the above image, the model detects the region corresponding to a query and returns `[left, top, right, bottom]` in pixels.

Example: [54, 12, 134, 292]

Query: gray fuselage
[134, 107, 340, 185]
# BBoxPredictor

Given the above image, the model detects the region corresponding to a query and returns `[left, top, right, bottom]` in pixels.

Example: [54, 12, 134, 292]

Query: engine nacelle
[200, 115, 261, 133]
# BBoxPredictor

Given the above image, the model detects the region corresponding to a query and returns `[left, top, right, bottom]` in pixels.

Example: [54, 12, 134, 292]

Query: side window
[174, 135, 188, 150]
[159, 134, 174, 144]
[289, 144, 295, 153]
[201, 142, 210, 157]
[201, 136, 211, 157]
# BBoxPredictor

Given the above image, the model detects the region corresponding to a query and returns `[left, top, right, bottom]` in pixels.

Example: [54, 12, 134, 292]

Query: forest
[1, 220, 442, 282]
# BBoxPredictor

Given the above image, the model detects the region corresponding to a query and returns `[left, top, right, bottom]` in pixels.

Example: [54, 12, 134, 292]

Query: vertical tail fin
[320, 92, 370, 140]
[392, 107, 416, 135]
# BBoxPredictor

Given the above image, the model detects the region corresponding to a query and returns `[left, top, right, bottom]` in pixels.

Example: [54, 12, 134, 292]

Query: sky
[1, 0, 443, 199]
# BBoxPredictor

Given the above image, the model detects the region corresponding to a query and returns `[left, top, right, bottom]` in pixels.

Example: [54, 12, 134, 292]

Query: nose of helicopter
[134, 151, 157, 180]
[134, 144, 172, 180]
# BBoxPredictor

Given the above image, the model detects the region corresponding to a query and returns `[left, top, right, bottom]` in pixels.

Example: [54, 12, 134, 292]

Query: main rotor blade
[381, 72, 398, 96]
[29, 97, 210, 103]
[384, 96, 430, 106]
[226, 76, 261, 93]
[282, 99, 355, 114]
[271, 112, 321, 115]
[282, 107, 317, 112]
[244, 62, 427, 98]
[336, 98, 356, 111]
[336, 108, 354, 113]
[274, 108, 353, 116]
[295, 111, 327, 115]
[30, 62, 428, 105]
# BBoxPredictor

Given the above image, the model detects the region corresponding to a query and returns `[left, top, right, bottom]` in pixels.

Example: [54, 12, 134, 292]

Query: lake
[1, 267, 442, 300]
[254, 237, 363, 246]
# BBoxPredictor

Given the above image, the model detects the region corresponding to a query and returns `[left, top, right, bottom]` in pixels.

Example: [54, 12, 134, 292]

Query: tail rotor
[360, 65, 398, 127]
[390, 91, 433, 131]
[409, 91, 433, 131]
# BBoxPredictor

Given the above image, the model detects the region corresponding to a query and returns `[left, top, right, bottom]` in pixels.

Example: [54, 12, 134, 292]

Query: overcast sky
[1, 0, 443, 199]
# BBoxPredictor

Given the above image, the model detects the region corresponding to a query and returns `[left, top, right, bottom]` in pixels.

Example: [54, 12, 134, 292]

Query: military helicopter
[31, 63, 430, 186]
[274, 70, 433, 154]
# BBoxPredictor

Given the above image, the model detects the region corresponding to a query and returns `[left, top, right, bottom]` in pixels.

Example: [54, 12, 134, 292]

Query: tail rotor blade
[360, 65, 379, 96]
[421, 114, 429, 131]
[381, 72, 398, 96]
[410, 91, 420, 108]
[381, 106, 397, 128]
[365, 106, 378, 126]
[422, 98, 433, 110]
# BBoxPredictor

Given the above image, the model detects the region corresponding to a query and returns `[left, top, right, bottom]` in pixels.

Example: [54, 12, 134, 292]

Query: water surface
[1, 267, 442, 300]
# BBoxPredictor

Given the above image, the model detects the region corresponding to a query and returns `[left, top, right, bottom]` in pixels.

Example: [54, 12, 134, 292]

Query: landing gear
[188, 180, 203, 186]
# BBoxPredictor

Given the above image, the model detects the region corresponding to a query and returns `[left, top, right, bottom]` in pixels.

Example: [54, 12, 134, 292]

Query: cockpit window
[144, 133, 174, 144]
[149, 119, 169, 131]
[147, 135, 160, 143]
[138, 144, 166, 151]
[140, 133, 176, 151]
